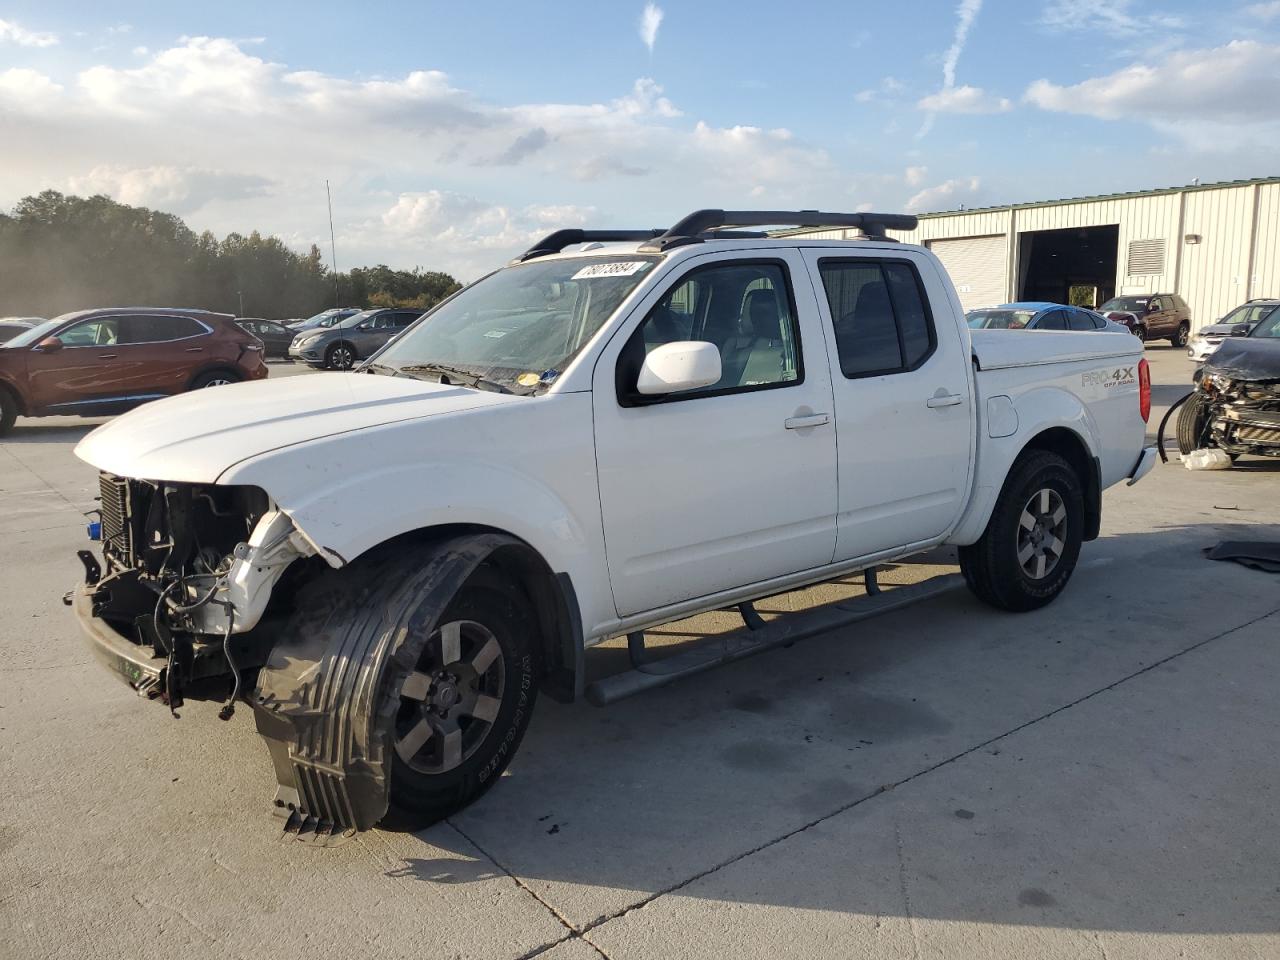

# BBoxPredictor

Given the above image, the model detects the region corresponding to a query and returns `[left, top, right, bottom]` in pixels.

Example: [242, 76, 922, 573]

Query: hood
[1197, 322, 1246, 338]
[1202, 336, 1280, 382]
[75, 372, 517, 483]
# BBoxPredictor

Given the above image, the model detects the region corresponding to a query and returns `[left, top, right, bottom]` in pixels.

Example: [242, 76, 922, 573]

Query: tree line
[0, 191, 461, 320]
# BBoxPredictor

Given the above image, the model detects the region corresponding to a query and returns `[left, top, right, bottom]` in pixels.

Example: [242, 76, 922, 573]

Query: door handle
[926, 393, 963, 409]
[784, 413, 830, 430]
[185, 347, 204, 353]
[97, 354, 117, 360]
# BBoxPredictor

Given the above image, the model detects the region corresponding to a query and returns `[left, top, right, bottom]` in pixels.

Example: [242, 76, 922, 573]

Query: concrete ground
[1, 348, 1277, 960]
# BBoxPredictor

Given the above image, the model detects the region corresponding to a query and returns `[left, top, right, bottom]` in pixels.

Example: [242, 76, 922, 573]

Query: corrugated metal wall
[876, 181, 1278, 332]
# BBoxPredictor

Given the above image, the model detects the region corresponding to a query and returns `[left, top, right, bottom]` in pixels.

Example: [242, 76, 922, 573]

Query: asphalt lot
[2, 348, 1278, 960]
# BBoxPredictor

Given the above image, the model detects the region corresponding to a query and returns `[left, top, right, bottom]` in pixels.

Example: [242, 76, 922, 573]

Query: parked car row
[287, 307, 425, 369]
[0, 317, 45, 343]
[1187, 298, 1279, 362]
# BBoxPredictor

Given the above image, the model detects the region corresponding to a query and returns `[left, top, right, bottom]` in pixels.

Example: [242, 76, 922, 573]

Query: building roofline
[912, 176, 1280, 221]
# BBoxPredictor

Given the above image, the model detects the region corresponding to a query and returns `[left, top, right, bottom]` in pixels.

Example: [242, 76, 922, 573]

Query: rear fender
[949, 386, 1101, 546]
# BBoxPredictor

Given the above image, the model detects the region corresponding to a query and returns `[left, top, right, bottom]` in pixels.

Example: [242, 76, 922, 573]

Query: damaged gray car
[1172, 308, 1280, 459]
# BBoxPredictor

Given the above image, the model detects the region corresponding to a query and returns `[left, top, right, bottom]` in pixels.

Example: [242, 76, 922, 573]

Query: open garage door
[928, 235, 1008, 311]
[1017, 225, 1118, 308]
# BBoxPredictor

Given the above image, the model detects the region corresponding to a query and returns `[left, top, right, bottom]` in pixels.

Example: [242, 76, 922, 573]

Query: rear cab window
[816, 258, 936, 378]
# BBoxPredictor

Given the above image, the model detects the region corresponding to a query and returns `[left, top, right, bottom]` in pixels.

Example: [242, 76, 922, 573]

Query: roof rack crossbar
[638, 209, 918, 251]
[514, 229, 664, 263]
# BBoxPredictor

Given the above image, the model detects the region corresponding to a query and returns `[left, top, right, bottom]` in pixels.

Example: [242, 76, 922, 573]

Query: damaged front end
[1169, 339, 1280, 461]
[70, 472, 318, 714]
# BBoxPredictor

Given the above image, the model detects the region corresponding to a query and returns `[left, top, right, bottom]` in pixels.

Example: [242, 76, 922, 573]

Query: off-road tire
[959, 450, 1084, 612]
[325, 342, 356, 370]
[1171, 322, 1190, 348]
[190, 369, 241, 389]
[384, 570, 539, 824]
[1176, 392, 1212, 455]
[0, 386, 17, 436]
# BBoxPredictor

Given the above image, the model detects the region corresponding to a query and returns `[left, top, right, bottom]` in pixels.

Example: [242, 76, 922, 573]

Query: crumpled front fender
[250, 531, 521, 840]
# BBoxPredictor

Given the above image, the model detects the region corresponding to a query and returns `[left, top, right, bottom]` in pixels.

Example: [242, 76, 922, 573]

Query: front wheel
[959, 450, 1084, 612]
[1171, 322, 1190, 348]
[1132, 324, 1147, 343]
[325, 342, 356, 370]
[387, 571, 539, 823]
[1176, 392, 1212, 455]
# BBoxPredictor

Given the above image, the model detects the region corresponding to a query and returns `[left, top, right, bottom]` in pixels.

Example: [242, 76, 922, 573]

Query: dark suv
[1098, 293, 1193, 347]
[0, 308, 267, 435]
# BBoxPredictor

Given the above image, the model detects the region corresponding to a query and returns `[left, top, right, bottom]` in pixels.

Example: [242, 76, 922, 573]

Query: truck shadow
[401, 519, 1280, 936]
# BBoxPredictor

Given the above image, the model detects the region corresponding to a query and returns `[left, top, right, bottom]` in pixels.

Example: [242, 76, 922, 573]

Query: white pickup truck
[69, 209, 1156, 839]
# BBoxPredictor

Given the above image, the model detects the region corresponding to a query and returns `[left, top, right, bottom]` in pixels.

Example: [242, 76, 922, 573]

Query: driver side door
[23, 316, 133, 412]
[592, 251, 839, 618]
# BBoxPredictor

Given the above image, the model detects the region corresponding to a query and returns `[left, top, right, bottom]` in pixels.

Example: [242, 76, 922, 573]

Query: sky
[2, 0, 1279, 281]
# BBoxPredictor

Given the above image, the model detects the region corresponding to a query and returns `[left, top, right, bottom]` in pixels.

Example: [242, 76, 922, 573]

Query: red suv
[0, 308, 267, 435]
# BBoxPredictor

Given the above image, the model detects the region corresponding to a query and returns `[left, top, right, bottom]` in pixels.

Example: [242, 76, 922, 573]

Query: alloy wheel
[394, 620, 506, 775]
[1016, 488, 1067, 581]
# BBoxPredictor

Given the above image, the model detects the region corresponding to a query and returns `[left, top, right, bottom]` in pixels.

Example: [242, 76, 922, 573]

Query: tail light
[1138, 357, 1151, 422]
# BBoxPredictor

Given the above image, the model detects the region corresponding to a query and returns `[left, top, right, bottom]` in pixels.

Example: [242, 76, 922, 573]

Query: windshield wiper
[395, 363, 524, 395]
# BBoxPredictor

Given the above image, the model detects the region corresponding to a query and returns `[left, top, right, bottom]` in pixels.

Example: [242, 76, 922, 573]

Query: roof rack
[512, 210, 918, 263]
[638, 209, 918, 252]
[513, 229, 664, 263]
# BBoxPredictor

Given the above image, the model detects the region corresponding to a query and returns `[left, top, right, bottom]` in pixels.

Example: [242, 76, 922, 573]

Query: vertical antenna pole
[326, 179, 339, 306]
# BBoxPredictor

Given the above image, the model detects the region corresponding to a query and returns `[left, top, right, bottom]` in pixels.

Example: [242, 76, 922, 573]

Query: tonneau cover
[970, 329, 1141, 371]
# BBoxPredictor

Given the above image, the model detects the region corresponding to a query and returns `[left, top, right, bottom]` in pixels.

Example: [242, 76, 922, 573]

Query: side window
[1067, 309, 1096, 331]
[1036, 310, 1068, 331]
[623, 261, 801, 399]
[818, 259, 936, 378]
[1148, 297, 1163, 312]
[59, 318, 119, 346]
[122, 315, 206, 343]
[394, 311, 420, 328]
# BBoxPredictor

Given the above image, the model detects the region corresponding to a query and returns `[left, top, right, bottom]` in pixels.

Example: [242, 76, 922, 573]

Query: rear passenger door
[801, 249, 973, 562]
[119, 314, 214, 395]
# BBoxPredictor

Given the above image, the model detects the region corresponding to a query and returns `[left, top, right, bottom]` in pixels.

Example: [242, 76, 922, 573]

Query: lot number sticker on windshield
[571, 261, 651, 280]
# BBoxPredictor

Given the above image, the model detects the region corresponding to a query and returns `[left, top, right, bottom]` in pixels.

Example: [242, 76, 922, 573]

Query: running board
[585, 573, 965, 706]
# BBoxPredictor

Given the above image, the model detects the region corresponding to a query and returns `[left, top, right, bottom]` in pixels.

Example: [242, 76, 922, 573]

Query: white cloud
[1244, 1, 1280, 20]
[917, 84, 1012, 113]
[855, 76, 904, 103]
[918, 1, 989, 137]
[67, 165, 272, 213]
[1024, 40, 1280, 125]
[0, 68, 63, 108]
[904, 165, 928, 186]
[942, 0, 984, 89]
[639, 3, 664, 53]
[905, 176, 982, 213]
[0, 17, 58, 47]
[1039, 0, 1184, 36]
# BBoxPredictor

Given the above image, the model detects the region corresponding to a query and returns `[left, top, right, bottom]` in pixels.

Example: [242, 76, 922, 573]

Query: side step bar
[585, 572, 965, 706]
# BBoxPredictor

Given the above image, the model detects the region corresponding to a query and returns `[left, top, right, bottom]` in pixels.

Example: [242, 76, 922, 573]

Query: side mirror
[1230, 323, 1251, 337]
[1146, 303, 1158, 313]
[34, 336, 63, 352]
[636, 341, 722, 395]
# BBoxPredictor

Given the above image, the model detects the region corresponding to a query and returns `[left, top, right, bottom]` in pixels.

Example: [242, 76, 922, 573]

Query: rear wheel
[325, 342, 356, 370]
[959, 450, 1084, 612]
[0, 387, 17, 436]
[1176, 392, 1212, 455]
[190, 369, 240, 389]
[1171, 322, 1190, 348]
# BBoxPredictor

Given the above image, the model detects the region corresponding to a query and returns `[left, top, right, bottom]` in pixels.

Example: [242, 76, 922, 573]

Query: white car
[69, 209, 1156, 838]
[1188, 299, 1279, 362]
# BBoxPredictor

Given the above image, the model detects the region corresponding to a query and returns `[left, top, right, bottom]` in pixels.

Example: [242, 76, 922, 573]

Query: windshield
[1250, 308, 1280, 339]
[1221, 303, 1278, 328]
[337, 310, 380, 328]
[967, 308, 1037, 330]
[374, 255, 659, 386]
[1100, 297, 1148, 313]
[1, 316, 68, 348]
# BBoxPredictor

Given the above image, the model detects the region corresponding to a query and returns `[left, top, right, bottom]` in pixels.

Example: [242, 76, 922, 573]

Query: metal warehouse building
[799, 177, 1280, 332]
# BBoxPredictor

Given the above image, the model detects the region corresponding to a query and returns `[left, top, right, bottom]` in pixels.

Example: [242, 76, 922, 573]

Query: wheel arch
[187, 363, 242, 390]
[0, 377, 26, 416]
[1020, 426, 1101, 541]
